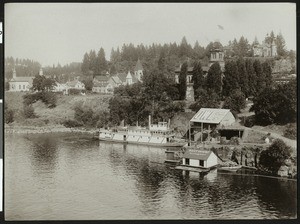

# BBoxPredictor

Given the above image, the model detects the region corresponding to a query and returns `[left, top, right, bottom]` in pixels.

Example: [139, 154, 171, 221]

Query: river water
[5, 133, 297, 220]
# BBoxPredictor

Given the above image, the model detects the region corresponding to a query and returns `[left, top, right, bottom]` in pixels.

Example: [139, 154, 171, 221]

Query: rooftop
[190, 108, 231, 124]
[182, 149, 213, 160]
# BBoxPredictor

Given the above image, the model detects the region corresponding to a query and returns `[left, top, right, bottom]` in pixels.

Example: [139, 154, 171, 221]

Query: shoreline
[5, 125, 98, 135]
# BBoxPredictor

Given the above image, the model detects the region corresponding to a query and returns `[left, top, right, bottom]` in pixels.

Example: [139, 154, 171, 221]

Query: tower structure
[134, 59, 143, 82]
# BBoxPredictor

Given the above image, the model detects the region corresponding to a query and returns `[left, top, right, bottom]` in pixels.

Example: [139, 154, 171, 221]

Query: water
[5, 133, 297, 220]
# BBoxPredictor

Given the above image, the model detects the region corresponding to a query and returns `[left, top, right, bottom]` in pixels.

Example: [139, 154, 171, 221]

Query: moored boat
[217, 165, 242, 172]
[99, 115, 186, 147]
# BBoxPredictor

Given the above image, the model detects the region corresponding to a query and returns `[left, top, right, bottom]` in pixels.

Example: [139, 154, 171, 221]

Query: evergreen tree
[178, 62, 188, 100]
[88, 50, 97, 75]
[245, 59, 256, 97]
[252, 59, 264, 95]
[191, 61, 204, 99]
[207, 62, 223, 96]
[236, 58, 249, 96]
[262, 61, 273, 88]
[276, 32, 287, 57]
[96, 47, 107, 74]
[222, 60, 239, 97]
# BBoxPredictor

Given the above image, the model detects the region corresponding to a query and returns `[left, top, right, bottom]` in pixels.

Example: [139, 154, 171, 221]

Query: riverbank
[5, 125, 98, 135]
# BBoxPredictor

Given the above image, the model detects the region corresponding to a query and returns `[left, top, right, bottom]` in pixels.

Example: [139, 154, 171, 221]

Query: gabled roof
[10, 76, 34, 84]
[190, 108, 231, 124]
[66, 80, 84, 87]
[110, 76, 122, 85]
[117, 73, 127, 83]
[134, 59, 143, 71]
[94, 75, 109, 82]
[93, 82, 110, 88]
[183, 149, 214, 160]
[126, 71, 132, 79]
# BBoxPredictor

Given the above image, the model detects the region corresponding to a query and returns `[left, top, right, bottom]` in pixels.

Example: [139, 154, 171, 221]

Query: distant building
[53, 82, 68, 93]
[92, 82, 113, 94]
[8, 68, 34, 92]
[209, 48, 225, 69]
[253, 39, 277, 57]
[65, 79, 85, 94]
[134, 58, 144, 82]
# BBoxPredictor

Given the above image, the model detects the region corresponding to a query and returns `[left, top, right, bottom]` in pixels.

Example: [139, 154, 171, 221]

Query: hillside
[5, 92, 112, 127]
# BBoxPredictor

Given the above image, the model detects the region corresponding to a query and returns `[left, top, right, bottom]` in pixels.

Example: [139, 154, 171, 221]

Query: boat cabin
[182, 149, 218, 169]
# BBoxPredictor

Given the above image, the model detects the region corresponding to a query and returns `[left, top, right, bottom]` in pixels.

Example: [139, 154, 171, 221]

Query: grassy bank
[5, 92, 112, 127]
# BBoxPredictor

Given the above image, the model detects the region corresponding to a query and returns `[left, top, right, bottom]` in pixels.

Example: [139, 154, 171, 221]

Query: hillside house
[8, 68, 34, 92]
[65, 79, 85, 94]
[181, 149, 218, 169]
[253, 39, 277, 57]
[92, 82, 113, 94]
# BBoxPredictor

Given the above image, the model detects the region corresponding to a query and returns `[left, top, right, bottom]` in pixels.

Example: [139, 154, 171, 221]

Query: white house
[9, 68, 34, 92]
[53, 82, 68, 93]
[181, 149, 218, 169]
[92, 82, 113, 94]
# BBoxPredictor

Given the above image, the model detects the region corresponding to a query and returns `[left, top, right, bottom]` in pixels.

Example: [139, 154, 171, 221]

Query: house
[53, 82, 68, 93]
[189, 108, 236, 142]
[109, 75, 123, 88]
[65, 79, 85, 94]
[8, 68, 34, 92]
[253, 39, 277, 57]
[174, 49, 225, 102]
[181, 149, 218, 169]
[92, 82, 113, 94]
[94, 75, 110, 84]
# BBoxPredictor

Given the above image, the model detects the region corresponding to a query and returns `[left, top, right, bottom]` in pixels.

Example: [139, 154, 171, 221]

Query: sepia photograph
[4, 2, 297, 220]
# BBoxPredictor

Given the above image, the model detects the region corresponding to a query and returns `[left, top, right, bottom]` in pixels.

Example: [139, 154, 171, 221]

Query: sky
[5, 3, 297, 67]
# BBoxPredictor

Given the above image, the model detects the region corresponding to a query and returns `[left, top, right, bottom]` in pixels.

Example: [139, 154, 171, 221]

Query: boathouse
[189, 108, 236, 142]
[181, 149, 218, 169]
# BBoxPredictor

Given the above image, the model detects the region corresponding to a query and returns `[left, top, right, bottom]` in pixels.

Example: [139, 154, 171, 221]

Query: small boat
[218, 165, 242, 172]
[99, 115, 186, 147]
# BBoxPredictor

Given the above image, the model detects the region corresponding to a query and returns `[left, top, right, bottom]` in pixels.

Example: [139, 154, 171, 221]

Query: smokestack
[148, 115, 151, 129]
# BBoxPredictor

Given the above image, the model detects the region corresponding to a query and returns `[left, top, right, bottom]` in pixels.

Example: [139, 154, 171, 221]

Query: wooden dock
[174, 165, 210, 173]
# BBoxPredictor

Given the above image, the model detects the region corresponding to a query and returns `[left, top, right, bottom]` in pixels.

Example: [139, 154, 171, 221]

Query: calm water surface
[5, 133, 297, 220]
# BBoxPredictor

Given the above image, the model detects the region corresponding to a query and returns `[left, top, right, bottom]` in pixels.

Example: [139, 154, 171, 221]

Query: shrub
[5, 109, 14, 124]
[62, 119, 83, 128]
[244, 115, 256, 127]
[41, 92, 57, 108]
[68, 88, 82, 95]
[284, 123, 297, 140]
[259, 139, 292, 174]
[23, 105, 37, 118]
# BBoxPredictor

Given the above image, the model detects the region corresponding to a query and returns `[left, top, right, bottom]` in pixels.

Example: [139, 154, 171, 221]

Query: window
[19, 85, 21, 89]
[185, 158, 190, 165]
[199, 160, 204, 167]
[23, 85, 25, 89]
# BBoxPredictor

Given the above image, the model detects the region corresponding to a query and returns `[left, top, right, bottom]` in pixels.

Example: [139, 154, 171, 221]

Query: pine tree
[207, 62, 222, 96]
[81, 52, 90, 75]
[96, 48, 107, 74]
[192, 61, 204, 100]
[222, 60, 239, 97]
[276, 32, 287, 57]
[237, 58, 249, 97]
[179, 62, 188, 100]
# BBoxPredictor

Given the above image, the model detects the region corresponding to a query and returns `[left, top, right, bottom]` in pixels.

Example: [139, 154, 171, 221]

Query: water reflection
[5, 134, 297, 220]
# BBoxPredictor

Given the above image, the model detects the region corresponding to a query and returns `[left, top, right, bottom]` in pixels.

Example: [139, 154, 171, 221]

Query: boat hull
[99, 137, 185, 147]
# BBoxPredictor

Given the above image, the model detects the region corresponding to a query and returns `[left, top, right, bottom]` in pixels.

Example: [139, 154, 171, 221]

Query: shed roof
[190, 108, 231, 124]
[183, 149, 213, 160]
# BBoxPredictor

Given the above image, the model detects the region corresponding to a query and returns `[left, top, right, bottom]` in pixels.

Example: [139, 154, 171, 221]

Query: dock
[174, 165, 211, 173]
